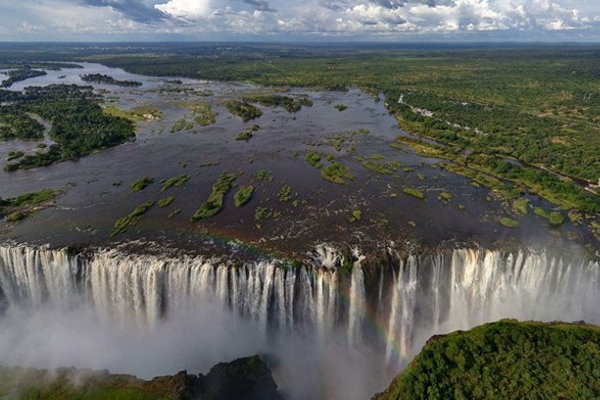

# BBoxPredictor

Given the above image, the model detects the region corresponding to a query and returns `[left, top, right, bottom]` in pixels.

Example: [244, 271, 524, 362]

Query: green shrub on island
[277, 184, 294, 202]
[111, 200, 154, 236]
[534, 207, 565, 226]
[6, 211, 30, 222]
[498, 217, 519, 228]
[130, 177, 154, 192]
[192, 172, 236, 220]
[171, 119, 194, 133]
[362, 160, 401, 175]
[236, 131, 253, 141]
[255, 169, 274, 182]
[225, 100, 263, 122]
[158, 196, 174, 207]
[439, 191, 453, 201]
[349, 209, 362, 222]
[403, 187, 425, 200]
[254, 207, 273, 221]
[305, 152, 322, 168]
[236, 124, 260, 141]
[512, 197, 530, 215]
[161, 174, 189, 191]
[335, 104, 348, 111]
[189, 100, 217, 126]
[243, 94, 313, 113]
[234, 185, 254, 207]
[374, 320, 600, 400]
[7, 189, 57, 208]
[321, 161, 353, 184]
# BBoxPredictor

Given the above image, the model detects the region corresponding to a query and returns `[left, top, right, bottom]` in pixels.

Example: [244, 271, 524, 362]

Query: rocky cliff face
[197, 355, 282, 400]
[0, 355, 282, 400]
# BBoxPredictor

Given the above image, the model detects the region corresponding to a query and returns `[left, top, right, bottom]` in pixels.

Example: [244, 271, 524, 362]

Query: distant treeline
[0, 68, 46, 88]
[80, 73, 142, 87]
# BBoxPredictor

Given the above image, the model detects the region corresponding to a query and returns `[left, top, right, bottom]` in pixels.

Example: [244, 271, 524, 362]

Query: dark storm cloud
[81, 0, 167, 22]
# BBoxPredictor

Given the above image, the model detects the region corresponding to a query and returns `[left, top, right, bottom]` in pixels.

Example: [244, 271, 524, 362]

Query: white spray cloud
[0, 303, 393, 400]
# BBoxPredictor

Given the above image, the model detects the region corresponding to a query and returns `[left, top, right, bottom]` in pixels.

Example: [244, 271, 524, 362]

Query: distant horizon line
[1, 40, 600, 46]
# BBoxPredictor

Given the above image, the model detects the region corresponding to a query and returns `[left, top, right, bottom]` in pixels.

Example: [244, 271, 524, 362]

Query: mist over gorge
[0, 243, 598, 399]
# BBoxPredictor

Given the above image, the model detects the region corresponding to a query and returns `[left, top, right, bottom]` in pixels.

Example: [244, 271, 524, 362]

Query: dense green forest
[1, 84, 135, 171]
[375, 320, 600, 400]
[0, 111, 44, 140]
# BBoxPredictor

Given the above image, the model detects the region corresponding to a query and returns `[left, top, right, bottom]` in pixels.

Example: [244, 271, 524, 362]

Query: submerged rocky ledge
[0, 355, 282, 400]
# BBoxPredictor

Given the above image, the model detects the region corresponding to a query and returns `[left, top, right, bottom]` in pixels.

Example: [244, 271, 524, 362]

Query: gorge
[0, 243, 598, 399]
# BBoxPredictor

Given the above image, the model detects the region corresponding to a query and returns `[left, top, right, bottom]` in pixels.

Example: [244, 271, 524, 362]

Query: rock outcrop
[0, 355, 282, 400]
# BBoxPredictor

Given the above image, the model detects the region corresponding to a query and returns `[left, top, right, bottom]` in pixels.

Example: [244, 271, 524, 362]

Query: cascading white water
[0, 244, 598, 365]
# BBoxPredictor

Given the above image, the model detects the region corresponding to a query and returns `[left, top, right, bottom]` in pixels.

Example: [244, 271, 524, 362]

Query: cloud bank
[1, 1, 600, 42]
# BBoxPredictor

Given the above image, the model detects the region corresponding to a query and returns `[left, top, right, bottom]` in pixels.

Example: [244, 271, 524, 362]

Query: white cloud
[1, 0, 600, 40]
[155, 0, 212, 19]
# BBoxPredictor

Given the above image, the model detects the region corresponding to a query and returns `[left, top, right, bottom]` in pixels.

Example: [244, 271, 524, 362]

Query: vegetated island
[0, 188, 59, 223]
[374, 320, 600, 400]
[0, 355, 282, 400]
[1, 67, 47, 88]
[80, 73, 142, 87]
[1, 84, 135, 171]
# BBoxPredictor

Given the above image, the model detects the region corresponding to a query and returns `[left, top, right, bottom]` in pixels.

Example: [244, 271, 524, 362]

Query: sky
[1, 0, 600, 41]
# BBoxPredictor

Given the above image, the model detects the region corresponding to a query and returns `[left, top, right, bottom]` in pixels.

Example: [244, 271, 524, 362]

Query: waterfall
[0, 244, 598, 364]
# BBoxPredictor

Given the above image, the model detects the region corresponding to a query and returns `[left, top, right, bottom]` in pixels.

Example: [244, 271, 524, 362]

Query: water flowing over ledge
[0, 243, 598, 366]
